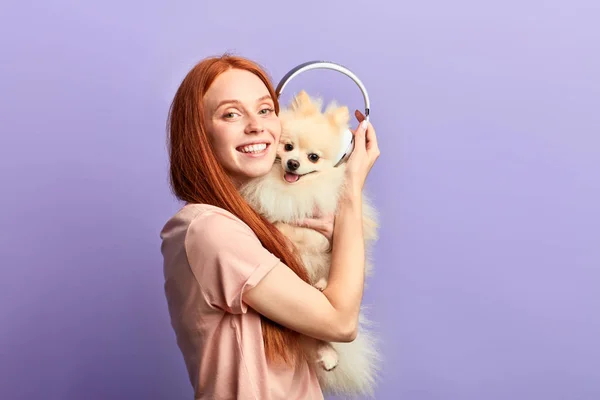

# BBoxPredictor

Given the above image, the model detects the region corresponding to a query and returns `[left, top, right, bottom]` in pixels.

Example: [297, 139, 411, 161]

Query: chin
[231, 146, 277, 181]
[242, 162, 277, 180]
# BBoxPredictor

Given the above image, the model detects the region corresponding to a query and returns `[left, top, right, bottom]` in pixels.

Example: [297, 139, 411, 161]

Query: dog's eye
[308, 153, 320, 163]
[284, 143, 294, 151]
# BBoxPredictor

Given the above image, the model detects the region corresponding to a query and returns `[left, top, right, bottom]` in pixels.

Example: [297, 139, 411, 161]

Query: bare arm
[243, 192, 364, 342]
[244, 115, 379, 342]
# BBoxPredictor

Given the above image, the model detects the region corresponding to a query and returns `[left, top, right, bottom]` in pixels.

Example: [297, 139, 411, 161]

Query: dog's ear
[326, 104, 350, 130]
[290, 90, 320, 116]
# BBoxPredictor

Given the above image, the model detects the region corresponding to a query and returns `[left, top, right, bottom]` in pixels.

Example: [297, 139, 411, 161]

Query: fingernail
[361, 120, 368, 130]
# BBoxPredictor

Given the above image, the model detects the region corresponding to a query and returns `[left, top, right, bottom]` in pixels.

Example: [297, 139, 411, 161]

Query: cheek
[267, 118, 282, 140]
[208, 124, 235, 150]
[205, 124, 237, 167]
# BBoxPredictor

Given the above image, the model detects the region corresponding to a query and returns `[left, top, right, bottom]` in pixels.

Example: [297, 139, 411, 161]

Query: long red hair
[166, 54, 311, 366]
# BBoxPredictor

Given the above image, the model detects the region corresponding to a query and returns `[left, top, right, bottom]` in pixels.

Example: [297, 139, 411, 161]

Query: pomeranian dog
[239, 90, 381, 398]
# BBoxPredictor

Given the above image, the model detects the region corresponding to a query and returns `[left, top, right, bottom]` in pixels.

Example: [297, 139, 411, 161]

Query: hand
[344, 110, 380, 194]
[291, 212, 335, 248]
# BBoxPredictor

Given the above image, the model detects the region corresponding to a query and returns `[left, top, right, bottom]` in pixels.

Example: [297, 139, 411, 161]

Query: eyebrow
[215, 95, 273, 110]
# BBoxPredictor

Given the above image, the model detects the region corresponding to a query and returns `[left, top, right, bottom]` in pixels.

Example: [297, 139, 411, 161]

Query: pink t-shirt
[160, 203, 324, 400]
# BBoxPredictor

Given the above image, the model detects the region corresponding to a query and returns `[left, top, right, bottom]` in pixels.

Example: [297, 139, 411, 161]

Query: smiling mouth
[237, 143, 270, 154]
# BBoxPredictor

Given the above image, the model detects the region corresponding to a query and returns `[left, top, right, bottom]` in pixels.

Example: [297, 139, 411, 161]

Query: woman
[160, 54, 380, 399]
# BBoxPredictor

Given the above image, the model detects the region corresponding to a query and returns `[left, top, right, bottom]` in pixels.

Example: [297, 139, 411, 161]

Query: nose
[287, 159, 300, 171]
[244, 115, 264, 134]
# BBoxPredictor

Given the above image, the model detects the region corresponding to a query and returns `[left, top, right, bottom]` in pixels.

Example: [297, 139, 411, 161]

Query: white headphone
[275, 61, 371, 167]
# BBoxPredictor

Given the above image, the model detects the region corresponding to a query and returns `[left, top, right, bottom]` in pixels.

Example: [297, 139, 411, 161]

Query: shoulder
[160, 203, 257, 263]
[160, 203, 261, 256]
[161, 203, 252, 239]
[184, 204, 256, 242]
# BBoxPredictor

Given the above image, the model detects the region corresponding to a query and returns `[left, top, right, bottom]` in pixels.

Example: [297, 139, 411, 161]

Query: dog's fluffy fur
[239, 90, 381, 397]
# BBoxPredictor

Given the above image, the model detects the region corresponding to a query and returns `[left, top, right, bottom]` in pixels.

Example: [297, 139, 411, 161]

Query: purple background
[1, 1, 599, 399]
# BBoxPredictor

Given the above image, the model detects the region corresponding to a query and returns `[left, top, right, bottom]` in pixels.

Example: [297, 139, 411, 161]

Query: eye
[284, 143, 294, 151]
[259, 107, 274, 115]
[223, 111, 239, 119]
[308, 153, 320, 162]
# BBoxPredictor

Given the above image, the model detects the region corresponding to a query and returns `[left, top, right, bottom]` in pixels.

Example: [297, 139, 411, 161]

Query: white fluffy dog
[240, 90, 381, 397]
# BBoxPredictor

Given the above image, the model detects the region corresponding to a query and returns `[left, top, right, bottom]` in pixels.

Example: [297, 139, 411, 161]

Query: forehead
[204, 68, 272, 108]
[281, 117, 343, 156]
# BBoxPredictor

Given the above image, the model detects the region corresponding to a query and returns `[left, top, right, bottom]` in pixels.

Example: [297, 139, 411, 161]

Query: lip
[236, 141, 271, 157]
[236, 141, 271, 149]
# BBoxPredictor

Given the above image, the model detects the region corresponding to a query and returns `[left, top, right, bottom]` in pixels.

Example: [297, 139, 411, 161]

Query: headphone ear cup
[334, 128, 355, 167]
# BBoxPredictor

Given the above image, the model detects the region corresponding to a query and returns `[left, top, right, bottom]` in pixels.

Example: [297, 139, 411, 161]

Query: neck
[228, 173, 245, 191]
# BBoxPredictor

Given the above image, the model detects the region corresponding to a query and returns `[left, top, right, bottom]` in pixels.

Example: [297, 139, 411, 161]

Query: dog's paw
[317, 344, 338, 371]
[314, 278, 328, 292]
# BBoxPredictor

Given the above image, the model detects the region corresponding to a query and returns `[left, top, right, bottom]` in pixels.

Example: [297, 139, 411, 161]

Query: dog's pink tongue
[284, 172, 300, 183]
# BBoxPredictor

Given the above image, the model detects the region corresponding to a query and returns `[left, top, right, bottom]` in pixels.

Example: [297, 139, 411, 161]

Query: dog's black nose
[287, 159, 300, 171]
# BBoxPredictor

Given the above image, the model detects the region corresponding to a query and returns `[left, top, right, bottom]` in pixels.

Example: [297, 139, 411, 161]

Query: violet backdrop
[1, 0, 599, 399]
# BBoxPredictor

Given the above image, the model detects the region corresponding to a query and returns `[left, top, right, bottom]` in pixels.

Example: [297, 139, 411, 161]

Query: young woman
[160, 54, 380, 399]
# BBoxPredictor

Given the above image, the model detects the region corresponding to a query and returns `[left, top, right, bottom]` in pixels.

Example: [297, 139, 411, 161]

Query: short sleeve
[184, 209, 281, 314]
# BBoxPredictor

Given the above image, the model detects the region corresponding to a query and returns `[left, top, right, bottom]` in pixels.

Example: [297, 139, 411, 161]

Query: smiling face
[202, 68, 281, 187]
[277, 91, 350, 184]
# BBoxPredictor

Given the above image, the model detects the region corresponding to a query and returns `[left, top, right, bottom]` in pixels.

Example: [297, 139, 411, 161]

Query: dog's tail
[315, 310, 382, 399]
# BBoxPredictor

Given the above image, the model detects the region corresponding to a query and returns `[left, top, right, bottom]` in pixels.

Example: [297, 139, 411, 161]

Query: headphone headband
[274, 60, 370, 122]
[274, 60, 370, 167]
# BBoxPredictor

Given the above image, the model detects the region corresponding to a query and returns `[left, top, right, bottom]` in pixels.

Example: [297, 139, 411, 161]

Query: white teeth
[239, 143, 267, 153]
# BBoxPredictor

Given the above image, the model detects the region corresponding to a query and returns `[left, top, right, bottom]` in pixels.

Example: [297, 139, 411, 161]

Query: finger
[355, 110, 379, 154]
[292, 218, 309, 227]
[293, 218, 323, 230]
[352, 118, 368, 154]
[354, 110, 373, 149]
[347, 110, 366, 138]
[355, 109, 366, 123]
[364, 120, 379, 152]
[311, 204, 323, 218]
